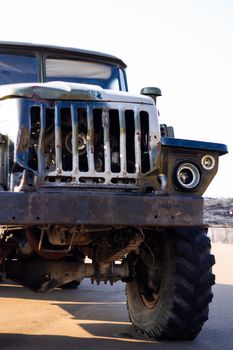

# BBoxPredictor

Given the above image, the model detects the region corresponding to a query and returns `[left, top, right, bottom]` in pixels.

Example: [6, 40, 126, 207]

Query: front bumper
[0, 191, 204, 227]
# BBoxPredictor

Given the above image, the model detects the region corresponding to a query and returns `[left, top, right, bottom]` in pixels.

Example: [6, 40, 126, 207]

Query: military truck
[0, 42, 228, 340]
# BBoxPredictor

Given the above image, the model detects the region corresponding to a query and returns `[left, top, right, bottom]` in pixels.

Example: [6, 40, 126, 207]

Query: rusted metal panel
[0, 192, 203, 226]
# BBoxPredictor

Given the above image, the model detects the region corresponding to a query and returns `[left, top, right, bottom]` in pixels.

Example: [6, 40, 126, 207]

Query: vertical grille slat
[86, 106, 95, 174]
[149, 125, 154, 169]
[148, 113, 158, 169]
[38, 104, 46, 172]
[55, 105, 62, 171]
[71, 105, 79, 174]
[102, 109, 111, 174]
[119, 109, 126, 174]
[134, 108, 142, 174]
[29, 106, 38, 171]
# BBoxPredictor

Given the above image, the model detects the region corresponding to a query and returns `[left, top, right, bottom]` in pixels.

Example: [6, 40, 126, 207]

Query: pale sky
[1, 0, 232, 197]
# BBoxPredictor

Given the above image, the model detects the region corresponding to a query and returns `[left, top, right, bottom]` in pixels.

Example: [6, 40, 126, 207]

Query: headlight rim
[173, 161, 201, 192]
[201, 154, 216, 171]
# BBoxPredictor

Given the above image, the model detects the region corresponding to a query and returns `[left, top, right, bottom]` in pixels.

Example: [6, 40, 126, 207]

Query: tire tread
[126, 227, 215, 340]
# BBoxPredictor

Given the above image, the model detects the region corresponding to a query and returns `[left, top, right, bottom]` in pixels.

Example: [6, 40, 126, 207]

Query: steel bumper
[0, 191, 204, 227]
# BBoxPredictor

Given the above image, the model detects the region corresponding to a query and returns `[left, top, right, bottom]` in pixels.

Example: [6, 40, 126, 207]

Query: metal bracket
[38, 227, 76, 254]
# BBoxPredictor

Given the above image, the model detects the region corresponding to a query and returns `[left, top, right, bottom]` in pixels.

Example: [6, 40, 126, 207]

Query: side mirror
[141, 87, 162, 105]
[160, 124, 175, 138]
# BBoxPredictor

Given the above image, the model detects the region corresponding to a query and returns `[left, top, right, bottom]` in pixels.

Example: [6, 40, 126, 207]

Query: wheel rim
[140, 292, 159, 309]
[136, 243, 163, 309]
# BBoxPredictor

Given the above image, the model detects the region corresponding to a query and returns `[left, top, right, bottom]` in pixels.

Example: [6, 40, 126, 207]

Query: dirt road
[0, 243, 232, 350]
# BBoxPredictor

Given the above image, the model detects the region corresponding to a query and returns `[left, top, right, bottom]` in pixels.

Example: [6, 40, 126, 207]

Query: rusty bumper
[0, 191, 204, 227]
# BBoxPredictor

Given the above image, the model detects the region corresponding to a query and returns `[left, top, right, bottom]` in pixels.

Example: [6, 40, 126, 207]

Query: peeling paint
[0, 82, 154, 104]
[16, 125, 30, 152]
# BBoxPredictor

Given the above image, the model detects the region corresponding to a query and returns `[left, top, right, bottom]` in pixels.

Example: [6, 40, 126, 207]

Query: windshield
[0, 51, 126, 91]
[45, 58, 121, 90]
[0, 53, 39, 85]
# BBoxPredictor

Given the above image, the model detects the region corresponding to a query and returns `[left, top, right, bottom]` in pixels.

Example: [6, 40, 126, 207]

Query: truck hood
[0, 81, 154, 105]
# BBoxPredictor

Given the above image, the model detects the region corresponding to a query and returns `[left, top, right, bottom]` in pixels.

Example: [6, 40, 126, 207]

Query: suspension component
[5, 257, 131, 291]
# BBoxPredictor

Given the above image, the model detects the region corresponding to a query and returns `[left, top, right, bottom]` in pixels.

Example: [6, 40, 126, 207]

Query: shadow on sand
[0, 281, 233, 350]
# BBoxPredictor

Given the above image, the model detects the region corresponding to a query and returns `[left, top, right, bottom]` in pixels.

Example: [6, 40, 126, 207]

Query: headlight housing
[201, 155, 215, 170]
[174, 162, 201, 191]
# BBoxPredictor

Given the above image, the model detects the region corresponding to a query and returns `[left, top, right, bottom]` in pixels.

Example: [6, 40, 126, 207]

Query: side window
[119, 68, 127, 91]
[0, 53, 38, 85]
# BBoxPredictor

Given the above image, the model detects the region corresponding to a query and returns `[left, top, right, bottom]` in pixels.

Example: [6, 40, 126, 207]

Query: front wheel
[125, 227, 215, 340]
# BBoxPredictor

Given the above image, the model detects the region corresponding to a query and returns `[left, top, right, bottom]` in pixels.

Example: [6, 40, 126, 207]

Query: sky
[0, 0, 232, 197]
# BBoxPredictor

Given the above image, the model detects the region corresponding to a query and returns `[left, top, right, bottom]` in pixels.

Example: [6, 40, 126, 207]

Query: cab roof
[0, 41, 127, 69]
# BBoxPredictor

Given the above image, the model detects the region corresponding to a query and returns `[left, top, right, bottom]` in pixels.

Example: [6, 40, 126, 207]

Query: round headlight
[201, 155, 215, 170]
[175, 163, 200, 190]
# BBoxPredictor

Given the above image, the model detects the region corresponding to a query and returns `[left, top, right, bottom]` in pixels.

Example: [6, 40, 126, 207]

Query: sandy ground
[0, 242, 232, 350]
[212, 243, 233, 284]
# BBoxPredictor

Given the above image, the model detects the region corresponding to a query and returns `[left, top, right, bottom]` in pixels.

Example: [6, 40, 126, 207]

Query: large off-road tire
[125, 227, 215, 340]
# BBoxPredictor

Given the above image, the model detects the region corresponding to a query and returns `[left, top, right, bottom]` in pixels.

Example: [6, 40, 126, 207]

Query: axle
[5, 258, 131, 291]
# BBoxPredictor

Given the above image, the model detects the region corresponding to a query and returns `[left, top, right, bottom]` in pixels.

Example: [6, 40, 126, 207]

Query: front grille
[24, 100, 158, 187]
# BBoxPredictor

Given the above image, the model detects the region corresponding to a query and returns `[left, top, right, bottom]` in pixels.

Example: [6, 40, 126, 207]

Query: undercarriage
[0, 221, 215, 340]
[0, 224, 144, 290]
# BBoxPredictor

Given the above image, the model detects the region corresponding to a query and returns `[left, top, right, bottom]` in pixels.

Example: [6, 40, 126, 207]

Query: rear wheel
[125, 227, 215, 340]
